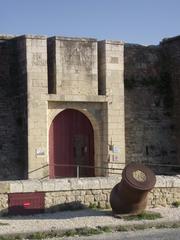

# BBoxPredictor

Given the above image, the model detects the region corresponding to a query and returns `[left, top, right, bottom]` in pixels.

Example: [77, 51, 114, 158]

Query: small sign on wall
[112, 146, 120, 153]
[36, 148, 45, 157]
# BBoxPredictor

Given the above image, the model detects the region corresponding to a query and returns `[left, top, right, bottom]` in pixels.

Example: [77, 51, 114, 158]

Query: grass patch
[0, 223, 9, 226]
[122, 211, 162, 221]
[0, 236, 21, 240]
[63, 227, 107, 238]
[0, 221, 180, 240]
[89, 202, 98, 209]
[64, 229, 77, 237]
[26, 232, 47, 239]
[88, 202, 103, 210]
[75, 227, 103, 236]
[98, 226, 112, 233]
[115, 221, 180, 233]
[116, 225, 130, 232]
[88, 202, 110, 210]
[21, 227, 110, 240]
[172, 201, 180, 208]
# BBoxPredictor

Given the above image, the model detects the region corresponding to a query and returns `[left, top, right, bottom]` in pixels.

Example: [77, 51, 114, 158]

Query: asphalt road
[59, 228, 180, 240]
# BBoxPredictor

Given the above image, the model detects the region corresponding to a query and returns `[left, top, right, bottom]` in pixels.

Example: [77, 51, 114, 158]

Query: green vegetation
[72, 227, 102, 236]
[88, 202, 103, 209]
[64, 226, 111, 237]
[122, 211, 162, 221]
[0, 220, 180, 240]
[0, 223, 9, 226]
[89, 202, 99, 209]
[63, 229, 77, 237]
[99, 226, 112, 233]
[88, 202, 111, 210]
[0, 236, 21, 240]
[172, 201, 180, 208]
[25, 232, 49, 239]
[0, 209, 179, 240]
[0, 226, 111, 240]
[116, 221, 180, 232]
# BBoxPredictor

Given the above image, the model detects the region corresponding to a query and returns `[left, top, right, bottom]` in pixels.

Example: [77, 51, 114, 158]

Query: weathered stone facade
[161, 37, 180, 165]
[0, 35, 125, 180]
[0, 34, 180, 180]
[0, 36, 27, 180]
[124, 44, 177, 169]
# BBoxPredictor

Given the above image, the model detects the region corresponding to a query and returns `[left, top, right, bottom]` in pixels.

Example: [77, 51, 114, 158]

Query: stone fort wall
[0, 36, 27, 180]
[0, 176, 179, 215]
[124, 37, 180, 173]
[0, 34, 180, 180]
[124, 43, 177, 169]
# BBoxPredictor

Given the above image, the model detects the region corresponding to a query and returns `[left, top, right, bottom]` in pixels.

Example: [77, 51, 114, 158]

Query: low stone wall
[0, 176, 179, 215]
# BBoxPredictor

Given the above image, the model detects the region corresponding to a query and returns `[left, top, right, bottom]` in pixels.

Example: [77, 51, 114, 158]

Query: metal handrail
[48, 163, 124, 178]
[28, 162, 180, 179]
[28, 164, 49, 174]
[48, 163, 124, 171]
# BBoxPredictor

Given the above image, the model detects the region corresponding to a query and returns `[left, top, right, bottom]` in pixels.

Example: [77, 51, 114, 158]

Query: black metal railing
[28, 162, 180, 180]
[48, 163, 124, 178]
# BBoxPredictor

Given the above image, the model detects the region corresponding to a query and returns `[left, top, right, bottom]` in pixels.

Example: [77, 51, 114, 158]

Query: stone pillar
[25, 36, 48, 179]
[98, 40, 125, 174]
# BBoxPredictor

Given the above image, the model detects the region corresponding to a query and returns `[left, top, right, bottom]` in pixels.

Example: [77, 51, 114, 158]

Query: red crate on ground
[8, 192, 45, 215]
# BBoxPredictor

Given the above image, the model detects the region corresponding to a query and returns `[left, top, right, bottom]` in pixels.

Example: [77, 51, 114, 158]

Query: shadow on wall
[0, 39, 28, 181]
[124, 43, 178, 169]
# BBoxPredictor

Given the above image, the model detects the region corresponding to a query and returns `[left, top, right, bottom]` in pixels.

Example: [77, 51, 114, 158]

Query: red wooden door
[49, 109, 94, 178]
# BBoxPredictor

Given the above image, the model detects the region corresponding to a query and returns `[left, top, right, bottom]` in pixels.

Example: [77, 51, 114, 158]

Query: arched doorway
[49, 109, 94, 178]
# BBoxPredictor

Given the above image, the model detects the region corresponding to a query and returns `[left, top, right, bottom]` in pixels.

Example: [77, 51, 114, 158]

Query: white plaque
[36, 148, 45, 156]
[113, 146, 120, 153]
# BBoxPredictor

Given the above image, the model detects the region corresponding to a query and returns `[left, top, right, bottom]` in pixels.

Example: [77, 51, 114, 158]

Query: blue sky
[0, 0, 179, 45]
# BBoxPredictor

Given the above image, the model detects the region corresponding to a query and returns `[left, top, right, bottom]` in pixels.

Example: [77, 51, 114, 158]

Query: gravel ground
[0, 207, 179, 236]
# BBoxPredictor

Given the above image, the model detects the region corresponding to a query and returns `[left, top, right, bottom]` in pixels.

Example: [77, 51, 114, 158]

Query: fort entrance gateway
[49, 109, 94, 178]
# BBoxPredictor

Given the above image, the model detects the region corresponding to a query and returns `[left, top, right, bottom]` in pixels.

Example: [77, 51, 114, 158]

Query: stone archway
[49, 108, 94, 178]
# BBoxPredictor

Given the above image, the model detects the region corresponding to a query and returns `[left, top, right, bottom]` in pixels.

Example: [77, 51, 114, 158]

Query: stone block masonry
[161, 36, 180, 165]
[0, 177, 179, 215]
[0, 36, 27, 180]
[25, 36, 48, 179]
[98, 40, 125, 173]
[31, 36, 125, 179]
[0, 34, 180, 180]
[124, 44, 177, 168]
[48, 37, 98, 96]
